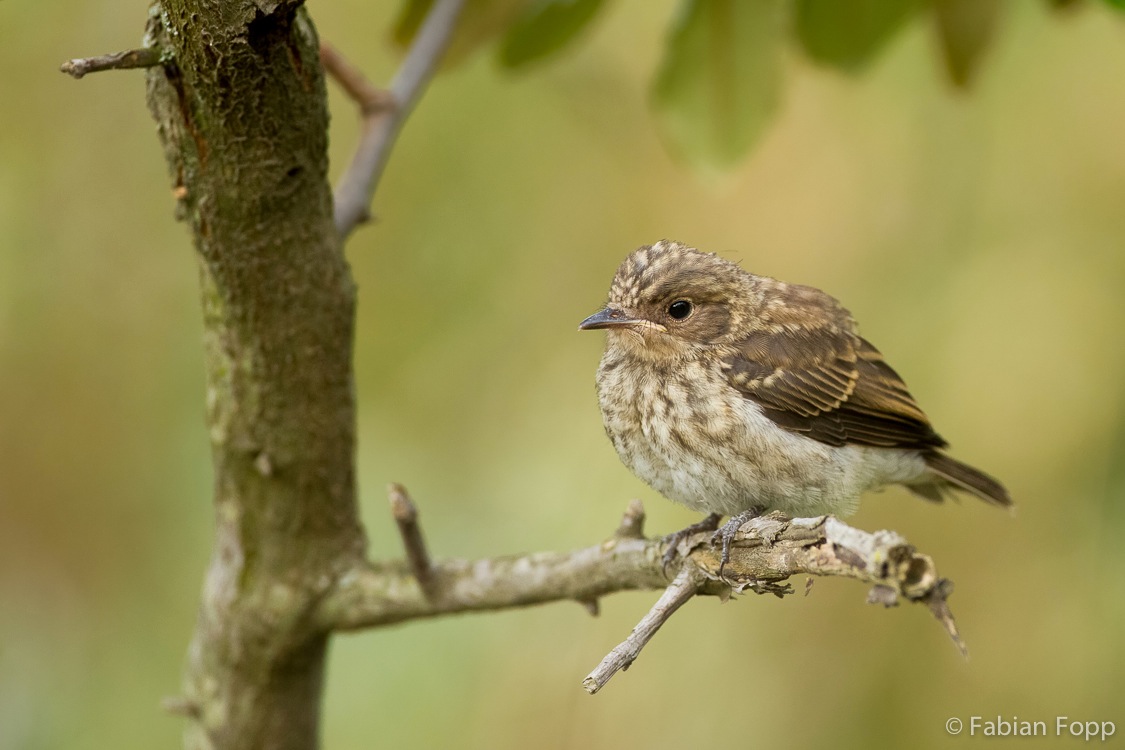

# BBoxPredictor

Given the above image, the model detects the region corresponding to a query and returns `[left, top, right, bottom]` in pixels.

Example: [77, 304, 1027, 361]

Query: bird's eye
[667, 300, 693, 320]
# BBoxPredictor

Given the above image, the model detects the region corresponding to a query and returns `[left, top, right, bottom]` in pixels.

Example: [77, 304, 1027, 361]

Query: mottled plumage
[580, 241, 1009, 553]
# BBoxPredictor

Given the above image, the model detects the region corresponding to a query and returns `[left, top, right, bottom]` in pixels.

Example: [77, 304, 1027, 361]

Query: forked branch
[324, 0, 466, 237]
[319, 493, 966, 694]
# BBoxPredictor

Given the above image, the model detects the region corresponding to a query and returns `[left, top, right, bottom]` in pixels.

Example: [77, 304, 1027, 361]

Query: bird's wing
[721, 284, 946, 450]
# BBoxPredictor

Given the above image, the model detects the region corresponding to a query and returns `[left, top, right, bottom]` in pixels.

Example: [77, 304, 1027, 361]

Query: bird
[579, 240, 1010, 572]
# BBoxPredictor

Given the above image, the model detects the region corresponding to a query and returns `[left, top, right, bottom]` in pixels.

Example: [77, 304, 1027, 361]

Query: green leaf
[393, 0, 529, 69]
[795, 0, 922, 72]
[393, 0, 432, 45]
[498, 0, 607, 70]
[1104, 0, 1125, 10]
[933, 0, 1005, 88]
[652, 0, 785, 172]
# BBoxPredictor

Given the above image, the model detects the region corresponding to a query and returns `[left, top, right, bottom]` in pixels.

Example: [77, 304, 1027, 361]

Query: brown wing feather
[721, 284, 946, 450]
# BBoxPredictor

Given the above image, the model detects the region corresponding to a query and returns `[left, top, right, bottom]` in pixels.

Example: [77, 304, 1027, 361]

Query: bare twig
[326, 0, 467, 237]
[318, 508, 965, 692]
[60, 47, 163, 79]
[161, 695, 202, 719]
[577, 598, 601, 617]
[388, 483, 433, 590]
[319, 42, 392, 115]
[582, 564, 703, 694]
[614, 498, 646, 539]
[924, 579, 968, 658]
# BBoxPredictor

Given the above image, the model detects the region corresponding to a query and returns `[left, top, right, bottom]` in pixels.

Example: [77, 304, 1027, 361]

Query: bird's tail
[910, 452, 1011, 507]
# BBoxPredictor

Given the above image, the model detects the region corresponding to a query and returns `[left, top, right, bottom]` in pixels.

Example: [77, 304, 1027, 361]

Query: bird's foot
[660, 513, 721, 573]
[711, 507, 765, 581]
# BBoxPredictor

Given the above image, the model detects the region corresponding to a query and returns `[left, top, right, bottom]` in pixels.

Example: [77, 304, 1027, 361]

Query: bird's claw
[711, 507, 765, 581]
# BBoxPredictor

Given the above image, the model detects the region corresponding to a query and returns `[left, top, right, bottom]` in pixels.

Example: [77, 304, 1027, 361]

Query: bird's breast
[593, 348, 902, 517]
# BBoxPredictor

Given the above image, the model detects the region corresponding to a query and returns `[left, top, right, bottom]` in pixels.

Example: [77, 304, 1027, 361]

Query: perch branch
[60, 47, 163, 79]
[324, 0, 466, 237]
[318, 499, 966, 693]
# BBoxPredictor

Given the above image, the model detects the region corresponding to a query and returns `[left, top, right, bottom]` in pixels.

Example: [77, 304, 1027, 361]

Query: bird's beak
[578, 307, 645, 331]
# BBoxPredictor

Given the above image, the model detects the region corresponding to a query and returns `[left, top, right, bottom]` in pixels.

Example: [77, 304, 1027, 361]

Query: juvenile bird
[579, 240, 1010, 571]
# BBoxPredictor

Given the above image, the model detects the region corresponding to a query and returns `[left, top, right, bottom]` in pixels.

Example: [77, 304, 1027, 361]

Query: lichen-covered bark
[144, 3, 364, 748]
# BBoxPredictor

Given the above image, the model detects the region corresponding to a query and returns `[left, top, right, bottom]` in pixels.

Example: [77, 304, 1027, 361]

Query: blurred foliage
[933, 0, 1005, 87]
[394, 0, 528, 68]
[651, 0, 785, 171]
[796, 0, 925, 71]
[399, 0, 1119, 169]
[498, 0, 608, 69]
[3, 1, 1125, 749]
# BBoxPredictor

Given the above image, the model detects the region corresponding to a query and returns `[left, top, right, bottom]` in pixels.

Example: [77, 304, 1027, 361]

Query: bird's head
[579, 240, 760, 359]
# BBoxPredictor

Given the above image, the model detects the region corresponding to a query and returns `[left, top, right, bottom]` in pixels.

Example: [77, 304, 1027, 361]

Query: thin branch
[613, 498, 647, 539]
[60, 47, 163, 79]
[319, 42, 391, 115]
[582, 564, 702, 694]
[923, 578, 968, 658]
[318, 535, 666, 631]
[388, 483, 434, 591]
[325, 0, 467, 238]
[317, 508, 965, 692]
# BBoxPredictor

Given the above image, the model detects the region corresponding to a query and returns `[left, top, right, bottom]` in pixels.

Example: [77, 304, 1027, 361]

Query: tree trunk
[144, 3, 363, 748]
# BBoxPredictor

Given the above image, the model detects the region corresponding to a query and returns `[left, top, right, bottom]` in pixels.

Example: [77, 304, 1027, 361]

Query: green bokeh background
[2, 2, 1124, 748]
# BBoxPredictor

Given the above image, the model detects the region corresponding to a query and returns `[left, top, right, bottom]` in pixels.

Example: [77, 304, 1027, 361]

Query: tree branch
[583, 564, 703, 694]
[318, 499, 966, 694]
[387, 482, 434, 592]
[60, 47, 164, 79]
[318, 536, 666, 631]
[325, 0, 467, 238]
